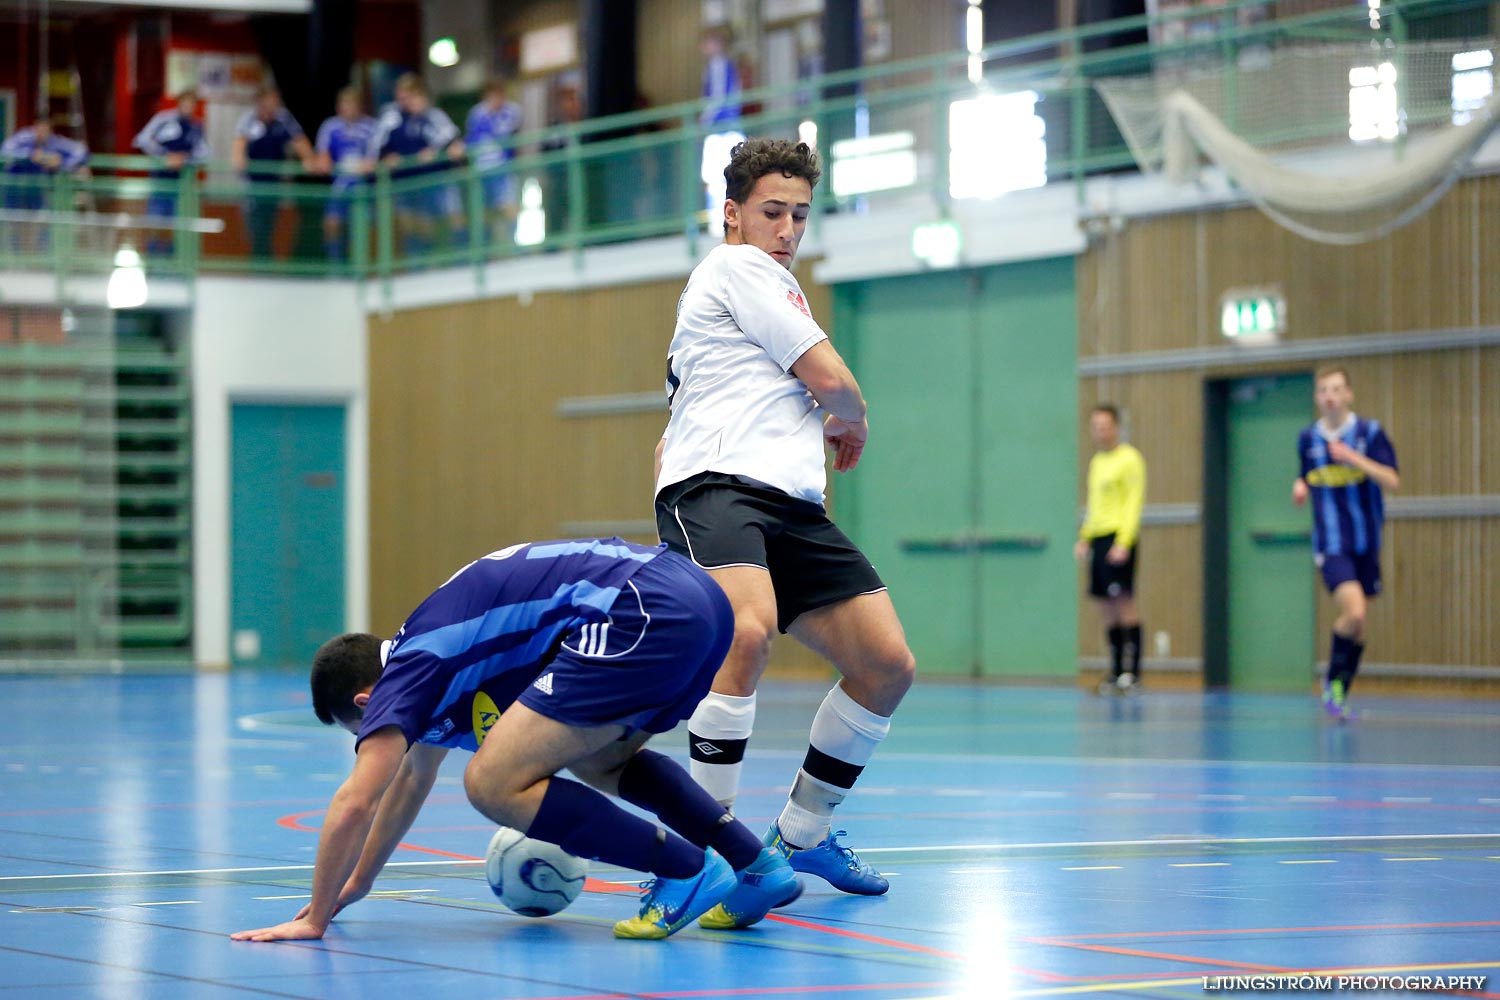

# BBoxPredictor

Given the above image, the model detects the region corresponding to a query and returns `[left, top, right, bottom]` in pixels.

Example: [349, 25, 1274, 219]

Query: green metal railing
[0, 0, 1490, 292]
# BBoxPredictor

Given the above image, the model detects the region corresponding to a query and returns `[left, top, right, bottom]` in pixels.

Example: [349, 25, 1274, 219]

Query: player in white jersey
[655, 138, 916, 898]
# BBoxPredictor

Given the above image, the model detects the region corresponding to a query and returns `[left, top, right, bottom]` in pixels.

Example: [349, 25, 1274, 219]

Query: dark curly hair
[724, 138, 821, 204]
[310, 632, 384, 726]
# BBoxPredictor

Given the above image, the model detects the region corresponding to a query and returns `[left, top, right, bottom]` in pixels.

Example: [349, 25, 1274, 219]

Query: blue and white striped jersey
[315, 115, 378, 175]
[1, 128, 88, 174]
[465, 100, 522, 170]
[356, 539, 665, 752]
[133, 111, 211, 162]
[1298, 415, 1398, 556]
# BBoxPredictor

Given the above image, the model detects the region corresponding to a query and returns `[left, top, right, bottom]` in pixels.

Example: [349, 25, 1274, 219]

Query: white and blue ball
[484, 826, 589, 917]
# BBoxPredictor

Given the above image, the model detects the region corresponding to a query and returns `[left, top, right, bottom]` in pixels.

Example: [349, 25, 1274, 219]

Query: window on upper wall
[1451, 49, 1494, 126]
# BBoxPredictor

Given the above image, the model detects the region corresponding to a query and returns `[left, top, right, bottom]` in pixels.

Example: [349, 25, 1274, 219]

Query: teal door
[837, 259, 1078, 677]
[231, 403, 346, 668]
[1223, 375, 1315, 691]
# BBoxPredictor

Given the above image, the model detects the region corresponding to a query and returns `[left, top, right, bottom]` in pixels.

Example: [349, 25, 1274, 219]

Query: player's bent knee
[464, 757, 526, 825]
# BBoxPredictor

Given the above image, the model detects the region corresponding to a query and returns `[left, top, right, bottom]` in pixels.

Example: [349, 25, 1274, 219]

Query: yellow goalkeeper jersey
[1080, 444, 1146, 548]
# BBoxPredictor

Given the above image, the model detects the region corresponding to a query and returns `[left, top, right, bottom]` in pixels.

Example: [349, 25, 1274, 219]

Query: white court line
[1280, 860, 1336, 865]
[4, 833, 1497, 881]
[133, 900, 199, 906]
[1170, 862, 1230, 868]
[1383, 857, 1444, 862]
[254, 894, 312, 900]
[1061, 866, 1120, 871]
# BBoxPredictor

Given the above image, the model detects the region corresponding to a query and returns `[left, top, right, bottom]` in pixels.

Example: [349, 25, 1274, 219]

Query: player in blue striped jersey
[1292, 366, 1400, 721]
[370, 73, 465, 257]
[231, 87, 313, 259]
[1, 119, 89, 251]
[133, 89, 212, 255]
[313, 87, 378, 262]
[465, 78, 523, 242]
[231, 538, 800, 945]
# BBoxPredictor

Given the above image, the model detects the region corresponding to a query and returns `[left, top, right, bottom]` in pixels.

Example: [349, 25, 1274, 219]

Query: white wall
[191, 277, 368, 670]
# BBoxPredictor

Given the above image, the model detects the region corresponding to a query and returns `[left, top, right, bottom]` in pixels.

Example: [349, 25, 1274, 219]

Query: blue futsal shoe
[613, 848, 737, 940]
[698, 847, 804, 929]
[763, 823, 889, 896]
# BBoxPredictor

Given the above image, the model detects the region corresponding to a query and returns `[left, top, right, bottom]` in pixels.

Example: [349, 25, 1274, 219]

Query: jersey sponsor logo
[532, 672, 554, 695]
[472, 691, 501, 745]
[1306, 465, 1367, 488]
[786, 290, 811, 317]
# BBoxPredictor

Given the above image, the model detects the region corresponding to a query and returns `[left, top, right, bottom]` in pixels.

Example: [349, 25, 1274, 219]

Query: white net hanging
[1094, 40, 1500, 244]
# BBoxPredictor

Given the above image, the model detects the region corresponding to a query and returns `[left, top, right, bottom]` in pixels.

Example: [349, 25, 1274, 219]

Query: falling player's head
[310, 632, 384, 734]
[722, 138, 821, 269]
[1089, 404, 1120, 450]
[1314, 365, 1352, 421]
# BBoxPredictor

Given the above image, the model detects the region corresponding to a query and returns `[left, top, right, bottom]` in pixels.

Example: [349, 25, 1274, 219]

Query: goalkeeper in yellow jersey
[1074, 405, 1147, 694]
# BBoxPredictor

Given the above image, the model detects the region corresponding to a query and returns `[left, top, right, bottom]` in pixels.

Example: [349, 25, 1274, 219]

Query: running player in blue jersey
[313, 87, 378, 262]
[231, 539, 799, 945]
[1292, 366, 1399, 722]
[464, 78, 523, 244]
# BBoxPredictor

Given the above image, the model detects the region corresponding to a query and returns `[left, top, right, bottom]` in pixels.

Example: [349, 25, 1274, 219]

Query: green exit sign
[1220, 290, 1285, 340]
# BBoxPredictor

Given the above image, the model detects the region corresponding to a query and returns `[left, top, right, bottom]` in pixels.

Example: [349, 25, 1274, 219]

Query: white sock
[687, 690, 756, 810]
[776, 684, 891, 847]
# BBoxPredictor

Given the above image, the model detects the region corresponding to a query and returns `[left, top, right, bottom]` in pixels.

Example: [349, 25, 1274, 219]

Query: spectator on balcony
[699, 27, 745, 232]
[539, 83, 583, 242]
[369, 73, 465, 259]
[1, 118, 89, 252]
[313, 87, 378, 264]
[133, 89, 212, 256]
[465, 77, 523, 245]
[232, 86, 313, 260]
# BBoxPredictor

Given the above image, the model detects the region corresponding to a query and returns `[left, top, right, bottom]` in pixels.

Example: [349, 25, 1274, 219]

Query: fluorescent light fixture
[107, 245, 147, 310]
[798, 119, 818, 149]
[912, 220, 961, 268]
[1452, 50, 1495, 125]
[428, 38, 460, 68]
[1348, 62, 1399, 142]
[829, 132, 917, 198]
[949, 91, 1047, 200]
[515, 177, 546, 247]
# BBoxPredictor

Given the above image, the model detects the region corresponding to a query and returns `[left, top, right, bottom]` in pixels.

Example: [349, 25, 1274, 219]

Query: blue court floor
[2, 672, 1498, 999]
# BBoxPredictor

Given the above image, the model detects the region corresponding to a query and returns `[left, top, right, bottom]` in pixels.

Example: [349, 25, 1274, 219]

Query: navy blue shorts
[517, 550, 732, 735]
[1318, 551, 1382, 596]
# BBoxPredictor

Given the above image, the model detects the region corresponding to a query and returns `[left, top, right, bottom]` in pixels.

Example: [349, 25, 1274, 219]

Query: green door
[231, 403, 346, 668]
[835, 259, 1077, 678]
[1224, 375, 1315, 691]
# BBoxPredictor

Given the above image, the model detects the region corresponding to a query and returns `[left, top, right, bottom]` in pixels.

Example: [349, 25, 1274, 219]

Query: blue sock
[618, 749, 762, 870]
[525, 776, 702, 879]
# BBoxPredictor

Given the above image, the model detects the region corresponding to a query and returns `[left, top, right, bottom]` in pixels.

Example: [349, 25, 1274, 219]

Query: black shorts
[1088, 533, 1137, 599]
[655, 472, 886, 633]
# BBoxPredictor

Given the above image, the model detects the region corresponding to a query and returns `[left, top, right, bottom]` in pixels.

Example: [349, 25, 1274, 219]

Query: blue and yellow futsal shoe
[763, 823, 889, 896]
[698, 846, 804, 929]
[613, 848, 737, 940]
[1322, 679, 1352, 723]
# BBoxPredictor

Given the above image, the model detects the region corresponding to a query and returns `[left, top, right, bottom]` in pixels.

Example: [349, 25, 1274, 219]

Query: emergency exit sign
[1220, 289, 1285, 340]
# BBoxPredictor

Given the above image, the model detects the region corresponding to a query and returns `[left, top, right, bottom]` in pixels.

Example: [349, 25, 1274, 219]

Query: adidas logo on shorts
[532, 673, 554, 695]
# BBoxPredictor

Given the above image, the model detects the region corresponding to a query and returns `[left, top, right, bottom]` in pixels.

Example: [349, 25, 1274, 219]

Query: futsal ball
[484, 826, 589, 917]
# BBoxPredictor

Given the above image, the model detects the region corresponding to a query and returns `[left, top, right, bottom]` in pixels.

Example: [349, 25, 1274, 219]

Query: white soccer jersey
[657, 243, 830, 504]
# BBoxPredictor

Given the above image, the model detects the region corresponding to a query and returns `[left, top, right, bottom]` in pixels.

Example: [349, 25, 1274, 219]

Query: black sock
[1344, 638, 1366, 694]
[1125, 624, 1142, 677]
[618, 749, 762, 870]
[1328, 632, 1355, 688]
[1107, 625, 1125, 678]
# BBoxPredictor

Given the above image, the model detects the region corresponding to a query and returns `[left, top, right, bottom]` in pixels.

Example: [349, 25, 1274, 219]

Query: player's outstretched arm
[231, 727, 407, 942]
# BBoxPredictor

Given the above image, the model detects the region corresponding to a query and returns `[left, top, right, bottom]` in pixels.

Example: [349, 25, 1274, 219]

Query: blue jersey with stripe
[356, 539, 665, 752]
[1, 128, 89, 174]
[315, 115, 377, 190]
[133, 111, 211, 162]
[1298, 415, 1397, 556]
[465, 100, 522, 169]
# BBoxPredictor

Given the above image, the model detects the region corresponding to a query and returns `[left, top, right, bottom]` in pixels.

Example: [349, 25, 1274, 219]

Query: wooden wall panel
[1077, 523, 1203, 664]
[1077, 175, 1500, 675]
[369, 261, 837, 679]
